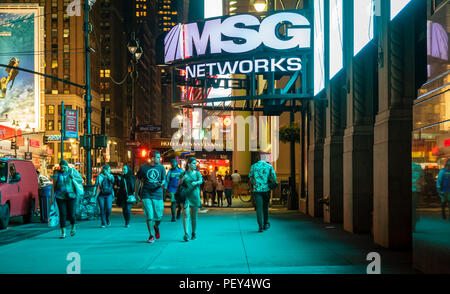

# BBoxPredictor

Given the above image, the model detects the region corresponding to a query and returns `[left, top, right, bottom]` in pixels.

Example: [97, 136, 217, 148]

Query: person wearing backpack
[116, 165, 136, 228]
[94, 165, 115, 228]
[51, 160, 84, 238]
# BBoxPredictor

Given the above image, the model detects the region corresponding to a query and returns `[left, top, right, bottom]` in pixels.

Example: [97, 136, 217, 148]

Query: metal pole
[131, 59, 136, 172]
[84, 0, 92, 185]
[14, 127, 17, 158]
[61, 101, 64, 162]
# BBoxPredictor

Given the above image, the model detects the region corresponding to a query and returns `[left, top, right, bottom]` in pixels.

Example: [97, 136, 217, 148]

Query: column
[342, 0, 375, 234]
[373, 0, 419, 249]
[308, 98, 325, 217]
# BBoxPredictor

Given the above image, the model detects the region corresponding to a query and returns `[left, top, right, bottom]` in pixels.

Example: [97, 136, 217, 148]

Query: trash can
[38, 185, 52, 223]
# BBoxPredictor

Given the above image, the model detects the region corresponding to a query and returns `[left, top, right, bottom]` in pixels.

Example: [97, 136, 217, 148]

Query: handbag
[124, 177, 137, 203]
[175, 176, 187, 203]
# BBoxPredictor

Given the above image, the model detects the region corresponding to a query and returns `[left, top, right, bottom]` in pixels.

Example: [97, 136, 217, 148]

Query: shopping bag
[48, 202, 59, 227]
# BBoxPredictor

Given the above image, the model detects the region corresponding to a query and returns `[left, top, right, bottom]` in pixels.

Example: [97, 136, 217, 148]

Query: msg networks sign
[164, 11, 312, 78]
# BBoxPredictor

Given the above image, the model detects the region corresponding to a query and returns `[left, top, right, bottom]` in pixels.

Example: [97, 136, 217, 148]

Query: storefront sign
[64, 109, 78, 139]
[164, 11, 311, 64]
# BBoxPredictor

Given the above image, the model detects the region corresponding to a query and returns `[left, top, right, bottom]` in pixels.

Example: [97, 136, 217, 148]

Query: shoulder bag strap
[124, 177, 128, 195]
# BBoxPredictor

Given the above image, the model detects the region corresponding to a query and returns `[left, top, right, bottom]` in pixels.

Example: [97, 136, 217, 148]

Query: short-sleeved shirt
[249, 161, 276, 193]
[137, 163, 166, 200]
[165, 167, 184, 193]
[231, 173, 241, 183]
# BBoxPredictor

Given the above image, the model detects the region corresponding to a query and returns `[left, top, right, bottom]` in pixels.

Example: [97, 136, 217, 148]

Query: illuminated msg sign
[164, 11, 312, 77]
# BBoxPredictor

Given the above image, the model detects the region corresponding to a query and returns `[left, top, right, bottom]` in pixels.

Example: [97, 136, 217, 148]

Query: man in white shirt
[231, 170, 241, 198]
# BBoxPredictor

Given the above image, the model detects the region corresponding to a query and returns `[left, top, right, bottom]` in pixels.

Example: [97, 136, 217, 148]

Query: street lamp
[135, 46, 143, 61]
[127, 32, 139, 55]
[253, 0, 267, 12]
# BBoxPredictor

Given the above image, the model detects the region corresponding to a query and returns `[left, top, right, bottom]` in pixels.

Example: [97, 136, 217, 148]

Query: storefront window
[412, 2, 449, 271]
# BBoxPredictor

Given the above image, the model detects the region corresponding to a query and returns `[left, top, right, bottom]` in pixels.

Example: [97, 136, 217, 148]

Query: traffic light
[10, 140, 16, 150]
[139, 148, 148, 158]
[43, 135, 48, 145]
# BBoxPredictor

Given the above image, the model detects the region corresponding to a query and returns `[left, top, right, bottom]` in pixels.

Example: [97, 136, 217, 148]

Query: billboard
[0, 5, 43, 130]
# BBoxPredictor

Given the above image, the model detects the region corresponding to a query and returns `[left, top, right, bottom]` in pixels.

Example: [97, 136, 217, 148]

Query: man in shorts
[135, 150, 166, 243]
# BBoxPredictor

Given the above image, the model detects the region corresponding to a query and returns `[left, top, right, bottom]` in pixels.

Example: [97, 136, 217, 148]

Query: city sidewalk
[0, 204, 417, 274]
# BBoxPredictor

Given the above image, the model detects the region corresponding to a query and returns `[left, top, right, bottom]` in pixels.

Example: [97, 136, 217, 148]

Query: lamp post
[127, 32, 143, 172]
[25, 124, 31, 154]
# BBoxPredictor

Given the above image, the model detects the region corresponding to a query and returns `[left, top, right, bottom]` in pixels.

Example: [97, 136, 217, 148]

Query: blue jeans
[98, 194, 113, 226]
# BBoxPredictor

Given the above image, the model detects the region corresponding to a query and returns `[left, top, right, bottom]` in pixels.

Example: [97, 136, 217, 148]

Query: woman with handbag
[117, 165, 136, 228]
[51, 160, 83, 239]
[177, 157, 203, 242]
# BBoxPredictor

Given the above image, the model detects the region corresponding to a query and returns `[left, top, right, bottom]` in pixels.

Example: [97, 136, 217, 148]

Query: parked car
[0, 159, 39, 229]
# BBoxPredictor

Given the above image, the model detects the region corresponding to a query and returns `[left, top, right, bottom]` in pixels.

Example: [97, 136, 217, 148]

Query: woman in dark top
[116, 165, 136, 227]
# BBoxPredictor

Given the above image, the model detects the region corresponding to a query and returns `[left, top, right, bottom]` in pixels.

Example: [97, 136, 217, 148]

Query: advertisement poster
[0, 5, 42, 130]
[64, 109, 78, 139]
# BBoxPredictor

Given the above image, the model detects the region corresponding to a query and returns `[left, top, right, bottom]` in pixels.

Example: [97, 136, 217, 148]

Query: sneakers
[70, 225, 76, 236]
[154, 225, 160, 239]
[264, 223, 270, 230]
[146, 236, 155, 243]
[191, 233, 197, 240]
[100, 225, 106, 228]
[106, 221, 111, 227]
[125, 224, 130, 228]
[171, 217, 176, 222]
[258, 228, 264, 233]
[199, 208, 208, 213]
[183, 234, 189, 242]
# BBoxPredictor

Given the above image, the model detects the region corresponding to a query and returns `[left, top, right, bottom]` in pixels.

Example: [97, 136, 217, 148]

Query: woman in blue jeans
[94, 165, 115, 228]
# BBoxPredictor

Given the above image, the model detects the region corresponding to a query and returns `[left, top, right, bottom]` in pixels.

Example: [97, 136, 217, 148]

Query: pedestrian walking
[216, 175, 224, 207]
[204, 177, 214, 206]
[437, 158, 450, 220]
[249, 154, 278, 233]
[165, 159, 184, 222]
[116, 165, 136, 228]
[178, 157, 203, 241]
[210, 167, 218, 205]
[51, 160, 84, 239]
[224, 174, 233, 207]
[231, 170, 241, 199]
[135, 150, 166, 243]
[94, 165, 115, 228]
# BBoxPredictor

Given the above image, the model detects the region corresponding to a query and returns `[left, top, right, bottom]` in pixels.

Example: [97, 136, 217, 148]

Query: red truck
[0, 159, 39, 229]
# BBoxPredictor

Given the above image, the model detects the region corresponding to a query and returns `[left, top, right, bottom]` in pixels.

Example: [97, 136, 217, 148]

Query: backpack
[100, 177, 113, 196]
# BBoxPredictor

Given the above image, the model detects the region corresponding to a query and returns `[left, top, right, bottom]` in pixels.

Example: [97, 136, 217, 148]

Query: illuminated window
[105, 69, 110, 78]
[47, 105, 55, 115]
[63, 29, 69, 38]
[52, 60, 58, 69]
[314, 0, 325, 95]
[63, 44, 70, 53]
[100, 70, 104, 78]
[391, 0, 412, 20]
[330, 0, 343, 79]
[354, 0, 374, 56]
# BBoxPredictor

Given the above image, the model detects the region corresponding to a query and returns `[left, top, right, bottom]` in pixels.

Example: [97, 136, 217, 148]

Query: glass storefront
[412, 0, 449, 272]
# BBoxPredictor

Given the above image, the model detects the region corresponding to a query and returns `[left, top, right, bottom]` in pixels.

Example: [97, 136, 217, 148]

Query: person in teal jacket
[436, 159, 450, 220]
[165, 159, 184, 222]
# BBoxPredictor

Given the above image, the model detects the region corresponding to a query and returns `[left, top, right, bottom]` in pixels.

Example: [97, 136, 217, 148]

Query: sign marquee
[164, 11, 312, 65]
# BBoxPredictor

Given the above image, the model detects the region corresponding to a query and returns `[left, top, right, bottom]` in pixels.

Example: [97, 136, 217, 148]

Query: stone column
[308, 98, 325, 217]
[373, 0, 420, 249]
[341, 0, 376, 234]
[323, 77, 345, 223]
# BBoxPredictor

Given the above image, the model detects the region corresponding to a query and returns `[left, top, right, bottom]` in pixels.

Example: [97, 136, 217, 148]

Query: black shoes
[183, 234, 189, 242]
[191, 233, 197, 240]
[171, 217, 176, 222]
[264, 223, 270, 230]
[258, 228, 264, 233]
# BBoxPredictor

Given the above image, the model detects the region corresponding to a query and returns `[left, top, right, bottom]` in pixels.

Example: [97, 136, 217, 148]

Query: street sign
[64, 109, 79, 139]
[136, 125, 162, 133]
[25, 152, 32, 160]
[126, 141, 141, 147]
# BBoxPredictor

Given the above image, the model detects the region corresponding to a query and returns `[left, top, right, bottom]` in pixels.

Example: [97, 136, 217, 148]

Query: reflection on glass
[0, 162, 7, 183]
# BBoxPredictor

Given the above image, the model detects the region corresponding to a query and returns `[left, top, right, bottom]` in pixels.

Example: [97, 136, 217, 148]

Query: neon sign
[164, 11, 312, 64]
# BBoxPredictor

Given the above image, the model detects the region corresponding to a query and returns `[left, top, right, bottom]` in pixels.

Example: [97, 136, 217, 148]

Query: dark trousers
[217, 190, 223, 206]
[121, 202, 132, 225]
[254, 191, 270, 229]
[56, 197, 76, 229]
[98, 195, 113, 226]
[212, 187, 216, 204]
[225, 189, 232, 207]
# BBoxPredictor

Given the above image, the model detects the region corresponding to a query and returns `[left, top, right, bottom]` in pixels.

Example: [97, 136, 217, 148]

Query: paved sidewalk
[0, 205, 416, 274]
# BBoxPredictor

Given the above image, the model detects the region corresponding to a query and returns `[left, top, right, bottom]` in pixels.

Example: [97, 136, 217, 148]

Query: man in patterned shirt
[249, 153, 277, 233]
